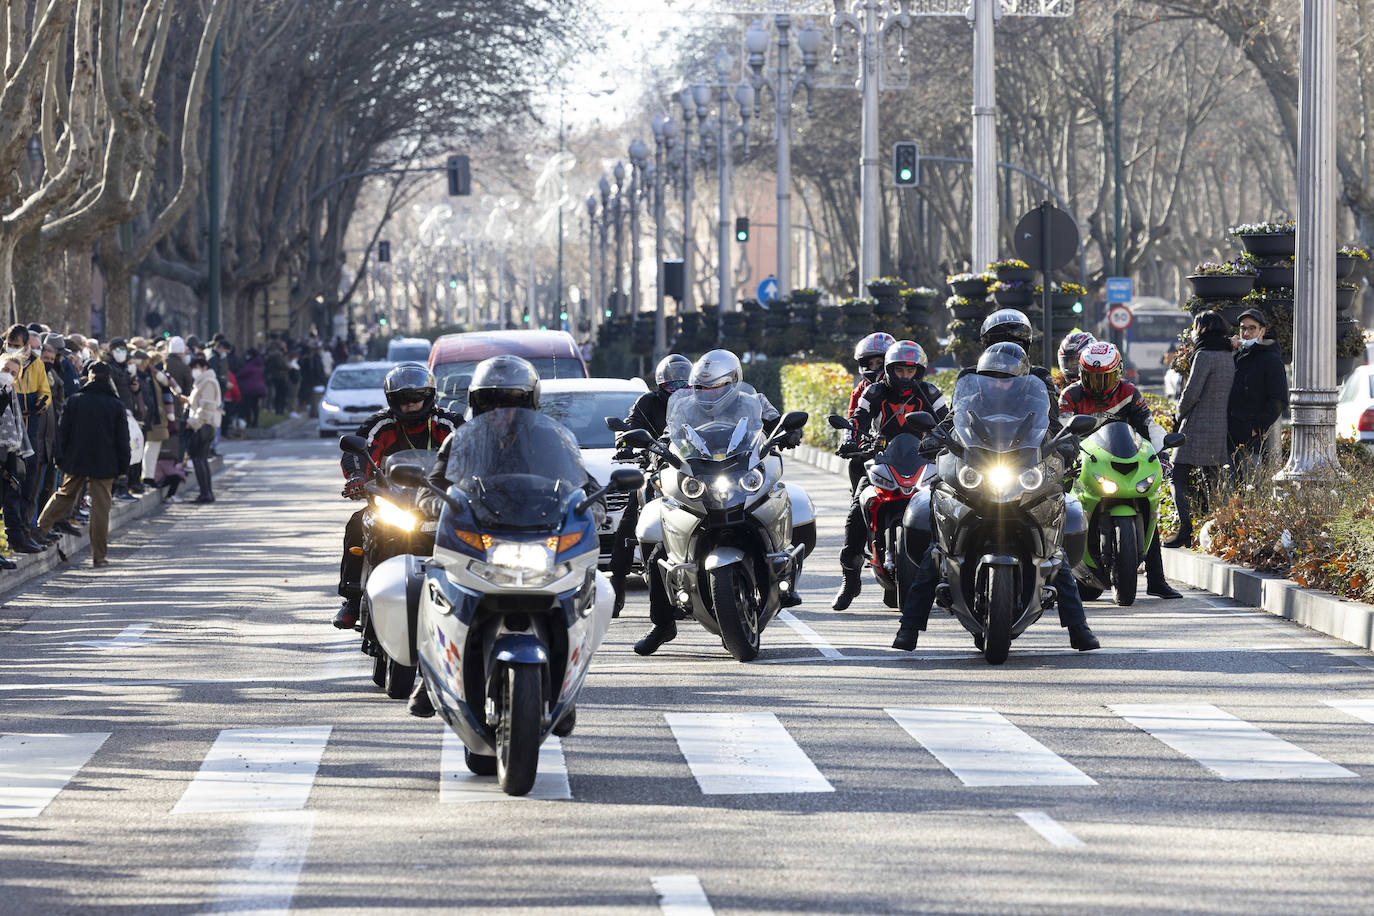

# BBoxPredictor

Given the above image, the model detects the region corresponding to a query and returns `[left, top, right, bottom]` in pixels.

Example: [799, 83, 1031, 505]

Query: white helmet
[689, 349, 743, 404]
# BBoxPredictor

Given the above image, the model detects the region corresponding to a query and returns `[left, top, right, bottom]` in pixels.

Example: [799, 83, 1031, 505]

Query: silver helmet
[688, 349, 743, 404]
[466, 355, 540, 416]
[655, 353, 692, 394]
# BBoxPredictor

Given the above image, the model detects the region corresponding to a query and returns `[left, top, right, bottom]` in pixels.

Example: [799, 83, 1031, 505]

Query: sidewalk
[789, 443, 1374, 652]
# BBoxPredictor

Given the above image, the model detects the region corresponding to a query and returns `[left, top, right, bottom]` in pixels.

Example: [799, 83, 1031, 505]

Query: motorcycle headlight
[1019, 466, 1044, 491]
[986, 464, 1014, 493]
[957, 465, 983, 489]
[1136, 473, 1156, 494]
[740, 467, 764, 492]
[373, 495, 417, 532]
[488, 540, 554, 573]
[711, 475, 735, 500]
[680, 475, 706, 500]
[1092, 473, 1119, 495]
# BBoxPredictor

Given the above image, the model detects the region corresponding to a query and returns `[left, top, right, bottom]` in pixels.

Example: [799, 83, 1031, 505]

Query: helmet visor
[695, 381, 733, 403]
[1081, 367, 1119, 396]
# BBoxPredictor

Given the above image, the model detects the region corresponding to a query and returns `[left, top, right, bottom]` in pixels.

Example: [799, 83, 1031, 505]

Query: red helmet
[1079, 341, 1123, 399]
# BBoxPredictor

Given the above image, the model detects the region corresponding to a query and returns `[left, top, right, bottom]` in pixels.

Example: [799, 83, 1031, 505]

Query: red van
[428, 329, 589, 411]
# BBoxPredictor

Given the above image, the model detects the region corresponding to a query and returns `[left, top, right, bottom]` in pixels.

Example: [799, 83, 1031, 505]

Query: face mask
[0, 372, 12, 387]
[4, 346, 20, 357]
[191, 368, 205, 381]
[1239, 337, 1259, 350]
[113, 349, 127, 363]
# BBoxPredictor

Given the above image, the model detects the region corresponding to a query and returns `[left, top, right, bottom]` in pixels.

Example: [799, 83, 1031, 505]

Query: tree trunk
[12, 224, 45, 325]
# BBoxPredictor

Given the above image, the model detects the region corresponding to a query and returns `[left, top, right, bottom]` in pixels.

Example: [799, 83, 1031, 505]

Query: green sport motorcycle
[1070, 420, 1184, 606]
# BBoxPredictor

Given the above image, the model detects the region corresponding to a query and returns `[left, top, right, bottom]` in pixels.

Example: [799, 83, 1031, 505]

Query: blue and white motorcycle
[367, 409, 642, 796]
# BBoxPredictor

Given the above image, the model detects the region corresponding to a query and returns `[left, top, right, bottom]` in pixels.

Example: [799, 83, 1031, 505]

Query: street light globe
[736, 83, 755, 117]
[651, 115, 665, 139]
[797, 19, 823, 55]
[745, 18, 770, 55]
[613, 160, 625, 182]
[599, 176, 611, 200]
[692, 83, 711, 108]
[629, 138, 649, 163]
[662, 118, 679, 141]
[585, 193, 597, 216]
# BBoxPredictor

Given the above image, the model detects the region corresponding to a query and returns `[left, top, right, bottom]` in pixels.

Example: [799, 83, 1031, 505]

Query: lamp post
[629, 138, 651, 325]
[598, 176, 611, 321]
[612, 160, 626, 317]
[831, 0, 913, 291]
[585, 193, 598, 334]
[676, 89, 697, 313]
[650, 115, 670, 362]
[745, 16, 821, 297]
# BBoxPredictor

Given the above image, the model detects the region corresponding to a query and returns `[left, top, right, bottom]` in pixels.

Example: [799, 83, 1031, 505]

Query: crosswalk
[3, 700, 1370, 818]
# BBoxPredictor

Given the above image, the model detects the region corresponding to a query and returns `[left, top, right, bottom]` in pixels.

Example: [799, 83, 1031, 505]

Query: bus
[1122, 297, 1190, 386]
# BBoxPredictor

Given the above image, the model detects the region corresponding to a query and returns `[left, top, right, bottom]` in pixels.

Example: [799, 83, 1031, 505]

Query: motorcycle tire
[371, 650, 387, 689]
[496, 664, 542, 796]
[465, 747, 498, 776]
[894, 529, 920, 613]
[983, 565, 1013, 666]
[709, 565, 761, 662]
[1077, 582, 1105, 602]
[881, 579, 897, 608]
[1112, 518, 1139, 607]
[384, 660, 416, 699]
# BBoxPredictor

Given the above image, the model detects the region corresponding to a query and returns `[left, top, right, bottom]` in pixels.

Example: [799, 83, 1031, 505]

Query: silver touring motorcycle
[625, 384, 814, 661]
[366, 409, 642, 795]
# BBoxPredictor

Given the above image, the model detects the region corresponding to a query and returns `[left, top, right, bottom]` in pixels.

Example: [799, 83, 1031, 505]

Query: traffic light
[522, 311, 531, 324]
[893, 141, 919, 187]
[447, 274, 458, 289]
[559, 310, 569, 320]
[446, 155, 471, 196]
[735, 217, 749, 243]
[377, 240, 390, 263]
[1072, 301, 1084, 315]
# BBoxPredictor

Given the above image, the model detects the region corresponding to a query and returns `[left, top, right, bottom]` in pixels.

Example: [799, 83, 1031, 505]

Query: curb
[793, 438, 1374, 652]
[0, 455, 225, 600]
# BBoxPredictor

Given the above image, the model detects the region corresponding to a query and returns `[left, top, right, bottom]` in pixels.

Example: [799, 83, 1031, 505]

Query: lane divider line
[206, 811, 316, 916]
[1016, 810, 1086, 848]
[0, 732, 111, 818]
[652, 874, 714, 916]
[777, 611, 844, 659]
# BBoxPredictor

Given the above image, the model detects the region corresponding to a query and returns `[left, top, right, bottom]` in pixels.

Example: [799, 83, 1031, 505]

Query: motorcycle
[828, 416, 935, 608]
[1070, 420, 1184, 605]
[338, 435, 438, 699]
[621, 386, 813, 661]
[368, 408, 642, 796]
[906, 374, 1096, 665]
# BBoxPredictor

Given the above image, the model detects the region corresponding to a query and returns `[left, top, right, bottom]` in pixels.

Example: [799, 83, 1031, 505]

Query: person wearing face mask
[183, 356, 223, 504]
[101, 337, 148, 499]
[6, 324, 50, 537]
[0, 356, 36, 560]
[1226, 308, 1288, 473]
[27, 337, 67, 535]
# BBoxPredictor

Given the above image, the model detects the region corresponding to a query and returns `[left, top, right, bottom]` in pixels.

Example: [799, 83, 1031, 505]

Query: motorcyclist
[977, 309, 1059, 402]
[410, 355, 605, 720]
[608, 353, 691, 614]
[892, 342, 1101, 652]
[832, 340, 946, 611]
[1058, 330, 1096, 383]
[844, 332, 896, 491]
[633, 348, 802, 656]
[1059, 341, 1181, 600]
[333, 362, 462, 630]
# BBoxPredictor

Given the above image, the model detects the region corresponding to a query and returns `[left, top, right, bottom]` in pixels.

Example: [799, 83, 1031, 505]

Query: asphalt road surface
[2, 438, 1373, 915]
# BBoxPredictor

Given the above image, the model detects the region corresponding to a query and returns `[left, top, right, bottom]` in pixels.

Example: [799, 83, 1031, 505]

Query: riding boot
[1145, 533, 1182, 598]
[333, 598, 360, 629]
[407, 677, 435, 718]
[831, 559, 862, 611]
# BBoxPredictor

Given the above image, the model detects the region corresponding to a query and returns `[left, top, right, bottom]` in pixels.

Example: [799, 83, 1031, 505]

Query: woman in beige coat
[183, 355, 223, 504]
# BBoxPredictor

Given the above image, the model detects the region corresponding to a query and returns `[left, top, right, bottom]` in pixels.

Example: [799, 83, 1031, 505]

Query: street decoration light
[650, 115, 672, 362]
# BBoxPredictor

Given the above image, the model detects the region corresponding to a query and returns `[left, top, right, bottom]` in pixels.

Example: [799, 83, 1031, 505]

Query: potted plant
[948, 295, 986, 321]
[1337, 281, 1361, 314]
[947, 271, 994, 299]
[1048, 281, 1088, 311]
[1337, 323, 1367, 379]
[866, 276, 905, 306]
[992, 279, 1034, 307]
[988, 257, 1033, 284]
[1254, 255, 1295, 289]
[790, 287, 823, 306]
[1230, 219, 1296, 258]
[1187, 257, 1257, 299]
[1337, 245, 1368, 279]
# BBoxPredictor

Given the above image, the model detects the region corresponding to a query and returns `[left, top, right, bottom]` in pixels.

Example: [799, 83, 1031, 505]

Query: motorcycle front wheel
[983, 565, 1013, 665]
[384, 659, 415, 699]
[1112, 517, 1139, 607]
[710, 566, 761, 661]
[496, 664, 541, 796]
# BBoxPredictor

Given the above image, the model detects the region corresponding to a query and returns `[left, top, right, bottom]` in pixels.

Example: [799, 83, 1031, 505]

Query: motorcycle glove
[342, 476, 366, 500]
[918, 435, 943, 460]
[779, 428, 803, 449]
[1055, 437, 1079, 464]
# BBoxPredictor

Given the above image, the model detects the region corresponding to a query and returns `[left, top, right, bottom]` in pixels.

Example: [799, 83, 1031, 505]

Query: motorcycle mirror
[621, 428, 655, 448]
[1162, 432, 1186, 451]
[826, 414, 850, 430]
[605, 416, 630, 432]
[906, 411, 936, 434]
[1065, 414, 1097, 437]
[390, 464, 426, 487]
[609, 467, 645, 491]
[780, 410, 809, 432]
[338, 434, 369, 456]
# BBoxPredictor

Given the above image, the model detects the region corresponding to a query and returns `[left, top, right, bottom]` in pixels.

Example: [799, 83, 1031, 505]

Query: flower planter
[874, 297, 903, 316]
[1187, 274, 1254, 299]
[994, 266, 1034, 284]
[866, 282, 902, 302]
[1237, 232, 1295, 259]
[950, 278, 992, 298]
[1336, 255, 1361, 280]
[1255, 265, 1294, 289]
[1217, 303, 1248, 326]
[1337, 355, 1359, 380]
[993, 286, 1034, 308]
[1050, 293, 1083, 312]
[790, 290, 822, 306]
[1337, 286, 1360, 313]
[951, 301, 986, 321]
[1337, 317, 1362, 341]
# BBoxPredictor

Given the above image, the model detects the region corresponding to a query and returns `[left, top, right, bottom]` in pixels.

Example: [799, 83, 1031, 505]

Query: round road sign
[1107, 303, 1133, 331]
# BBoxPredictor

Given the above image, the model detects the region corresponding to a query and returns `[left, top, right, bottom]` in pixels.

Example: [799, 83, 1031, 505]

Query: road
[2, 437, 1373, 915]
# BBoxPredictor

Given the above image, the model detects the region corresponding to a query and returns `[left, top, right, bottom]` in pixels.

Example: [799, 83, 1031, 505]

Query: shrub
[743, 358, 788, 413]
[780, 362, 853, 448]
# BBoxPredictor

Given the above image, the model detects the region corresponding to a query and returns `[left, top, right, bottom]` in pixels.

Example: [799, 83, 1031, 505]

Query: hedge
[781, 362, 853, 448]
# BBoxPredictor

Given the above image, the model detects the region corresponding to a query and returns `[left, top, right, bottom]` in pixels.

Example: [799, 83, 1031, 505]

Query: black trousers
[609, 498, 640, 585]
[645, 545, 674, 628]
[339, 508, 366, 601]
[1171, 463, 1221, 533]
[839, 475, 870, 568]
[189, 425, 215, 497]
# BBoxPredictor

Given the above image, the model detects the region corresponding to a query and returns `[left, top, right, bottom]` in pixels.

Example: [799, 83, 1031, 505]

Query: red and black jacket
[851, 379, 948, 443]
[340, 408, 463, 480]
[1058, 381, 1154, 441]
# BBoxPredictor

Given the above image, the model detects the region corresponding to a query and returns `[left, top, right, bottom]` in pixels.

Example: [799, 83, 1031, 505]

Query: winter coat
[57, 378, 131, 480]
[164, 353, 194, 401]
[187, 373, 224, 431]
[265, 348, 289, 384]
[138, 366, 169, 442]
[1228, 338, 1288, 449]
[236, 355, 268, 398]
[101, 354, 146, 421]
[1174, 345, 1236, 467]
[13, 351, 50, 417]
[0, 383, 33, 459]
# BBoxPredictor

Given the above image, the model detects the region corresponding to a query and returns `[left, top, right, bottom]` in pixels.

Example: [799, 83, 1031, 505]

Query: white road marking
[665, 712, 834, 795]
[1324, 698, 1374, 725]
[75, 623, 157, 650]
[1110, 703, 1358, 781]
[777, 610, 844, 659]
[206, 811, 315, 916]
[439, 731, 571, 802]
[172, 727, 333, 814]
[886, 707, 1096, 787]
[1016, 811, 1086, 848]
[0, 732, 111, 818]
[652, 874, 715, 916]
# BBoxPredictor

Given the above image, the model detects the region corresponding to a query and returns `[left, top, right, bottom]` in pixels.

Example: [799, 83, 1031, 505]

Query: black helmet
[1057, 331, 1096, 380]
[383, 362, 437, 420]
[979, 309, 1034, 348]
[883, 339, 927, 398]
[467, 354, 540, 416]
[655, 353, 692, 394]
[977, 342, 1030, 379]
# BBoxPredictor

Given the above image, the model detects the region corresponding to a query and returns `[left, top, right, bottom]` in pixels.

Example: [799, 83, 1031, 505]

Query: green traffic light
[379, 318, 387, 326]
[559, 311, 569, 320]
[736, 232, 747, 242]
[899, 168, 913, 181]
[1072, 302, 1084, 314]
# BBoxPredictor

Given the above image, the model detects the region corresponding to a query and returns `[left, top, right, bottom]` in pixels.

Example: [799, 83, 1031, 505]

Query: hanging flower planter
[790, 288, 822, 306]
[949, 296, 986, 321]
[1255, 262, 1294, 289]
[947, 272, 993, 299]
[989, 258, 1034, 284]
[1186, 274, 1254, 299]
[1231, 220, 1296, 258]
[1337, 283, 1360, 313]
[866, 278, 904, 303]
[1338, 245, 1369, 280]
[993, 280, 1034, 307]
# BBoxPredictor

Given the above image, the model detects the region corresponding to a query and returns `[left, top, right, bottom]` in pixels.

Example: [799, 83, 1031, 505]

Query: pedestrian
[101, 337, 146, 498]
[183, 355, 222, 503]
[1227, 307, 1288, 472]
[265, 342, 289, 416]
[6, 324, 50, 536]
[164, 335, 194, 395]
[136, 350, 174, 489]
[236, 348, 267, 427]
[0, 355, 37, 557]
[1164, 310, 1236, 549]
[34, 361, 130, 568]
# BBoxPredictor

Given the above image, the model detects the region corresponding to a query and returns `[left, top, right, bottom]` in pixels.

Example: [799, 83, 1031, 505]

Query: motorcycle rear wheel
[983, 565, 1013, 665]
[710, 566, 761, 662]
[1112, 518, 1139, 607]
[384, 660, 415, 699]
[496, 664, 542, 796]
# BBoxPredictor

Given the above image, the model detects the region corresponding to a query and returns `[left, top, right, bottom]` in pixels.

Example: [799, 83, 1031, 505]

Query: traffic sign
[1107, 303, 1133, 331]
[1013, 203, 1078, 271]
[1106, 276, 1133, 304]
[757, 276, 779, 306]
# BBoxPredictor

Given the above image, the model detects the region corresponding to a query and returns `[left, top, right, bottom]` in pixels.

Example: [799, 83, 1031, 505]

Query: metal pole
[1112, 12, 1124, 277]
[629, 166, 641, 324]
[680, 91, 695, 314]
[1280, 0, 1339, 481]
[717, 84, 732, 343]
[207, 35, 222, 337]
[1040, 202, 1053, 370]
[613, 190, 624, 317]
[654, 143, 667, 362]
[858, 0, 880, 290]
[775, 14, 792, 295]
[598, 216, 609, 322]
[587, 210, 597, 333]
[971, 0, 998, 268]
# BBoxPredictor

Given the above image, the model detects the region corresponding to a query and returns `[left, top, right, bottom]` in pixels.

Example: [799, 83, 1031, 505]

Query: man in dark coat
[35, 361, 131, 567]
[1227, 308, 1289, 469]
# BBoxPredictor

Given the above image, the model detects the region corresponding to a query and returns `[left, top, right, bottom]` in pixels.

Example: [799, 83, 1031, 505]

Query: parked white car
[317, 361, 395, 438]
[538, 377, 650, 568]
[1335, 364, 1374, 449]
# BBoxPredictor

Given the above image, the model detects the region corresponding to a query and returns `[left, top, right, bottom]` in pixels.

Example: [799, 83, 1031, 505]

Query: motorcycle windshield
[1087, 421, 1143, 460]
[951, 374, 1050, 465]
[666, 384, 765, 462]
[879, 433, 926, 478]
[443, 409, 586, 530]
[383, 448, 437, 478]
